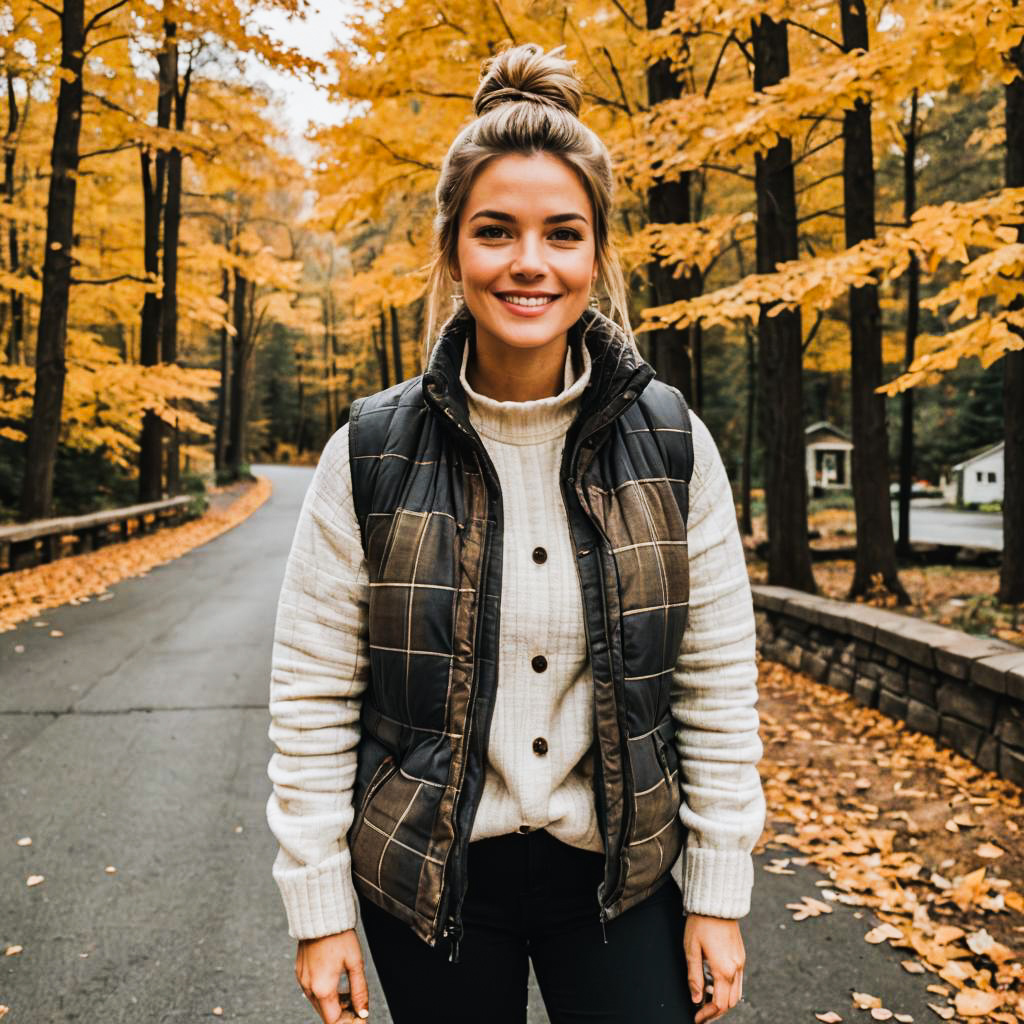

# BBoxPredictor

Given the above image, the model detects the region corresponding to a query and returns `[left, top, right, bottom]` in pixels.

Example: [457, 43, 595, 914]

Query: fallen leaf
[853, 993, 883, 1010]
[4, 945, 22, 956]
[944, 819, 959, 834]
[49, 629, 63, 638]
[13, 644, 24, 653]
[865, 923, 903, 944]
[16, 836, 31, 846]
[212, 1009, 223, 1018]
[933, 926, 965, 946]
[900, 961, 925, 974]
[926, 1005, 953, 1020]
[953, 989, 1003, 1016]
[894, 1016, 913, 1023]
[870, 1010, 894, 1021]
[816, 1014, 843, 1023]
[949, 867, 987, 910]
[26, 874, 44, 887]
[104, 865, 116, 875]
[951, 814, 976, 828]
[975, 842, 1003, 859]
[964, 929, 994, 955]
[926, 985, 950, 997]
[0, 1006, 8, 1019]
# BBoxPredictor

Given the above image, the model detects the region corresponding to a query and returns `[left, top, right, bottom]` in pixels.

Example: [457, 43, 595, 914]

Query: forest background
[0, 0, 1021, 608]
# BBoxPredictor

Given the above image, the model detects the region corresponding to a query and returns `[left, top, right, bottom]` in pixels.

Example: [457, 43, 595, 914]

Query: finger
[347, 956, 370, 1020]
[707, 967, 734, 1022]
[684, 944, 705, 1006]
[312, 986, 342, 1024]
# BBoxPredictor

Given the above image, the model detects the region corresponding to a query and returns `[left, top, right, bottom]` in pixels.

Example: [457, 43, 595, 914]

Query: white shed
[805, 421, 853, 496]
[951, 440, 1004, 506]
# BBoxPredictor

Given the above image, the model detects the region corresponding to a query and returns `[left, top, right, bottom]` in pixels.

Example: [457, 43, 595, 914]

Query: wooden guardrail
[0, 496, 194, 573]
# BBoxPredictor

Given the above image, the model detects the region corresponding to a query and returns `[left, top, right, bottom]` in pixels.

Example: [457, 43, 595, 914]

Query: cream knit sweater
[266, 343, 766, 940]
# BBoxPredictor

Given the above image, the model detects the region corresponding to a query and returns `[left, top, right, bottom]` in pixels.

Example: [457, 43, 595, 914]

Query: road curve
[1, 464, 949, 1023]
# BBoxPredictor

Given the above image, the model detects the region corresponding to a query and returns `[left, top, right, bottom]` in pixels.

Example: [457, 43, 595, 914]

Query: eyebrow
[468, 210, 589, 225]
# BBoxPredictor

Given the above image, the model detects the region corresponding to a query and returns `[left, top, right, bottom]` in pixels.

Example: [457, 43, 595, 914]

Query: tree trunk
[226, 268, 249, 476]
[5, 73, 23, 365]
[376, 309, 390, 390]
[751, 15, 817, 592]
[137, 28, 175, 502]
[390, 304, 404, 383]
[1002, 30, 1024, 603]
[644, 0, 696, 403]
[897, 90, 920, 558]
[214, 265, 230, 472]
[840, 0, 909, 603]
[741, 320, 756, 536]
[20, 0, 85, 520]
[161, 22, 188, 495]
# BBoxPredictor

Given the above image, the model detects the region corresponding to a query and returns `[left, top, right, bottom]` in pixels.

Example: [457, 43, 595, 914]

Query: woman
[267, 42, 765, 1024]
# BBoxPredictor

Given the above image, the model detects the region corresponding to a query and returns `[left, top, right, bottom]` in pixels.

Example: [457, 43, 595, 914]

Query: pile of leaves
[0, 476, 271, 633]
[756, 659, 1024, 1022]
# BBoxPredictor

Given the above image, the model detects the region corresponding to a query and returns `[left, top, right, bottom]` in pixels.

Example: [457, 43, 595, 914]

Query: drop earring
[452, 282, 464, 313]
[588, 290, 600, 310]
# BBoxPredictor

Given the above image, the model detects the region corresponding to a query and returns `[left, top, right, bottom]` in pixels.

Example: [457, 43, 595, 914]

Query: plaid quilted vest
[347, 307, 694, 960]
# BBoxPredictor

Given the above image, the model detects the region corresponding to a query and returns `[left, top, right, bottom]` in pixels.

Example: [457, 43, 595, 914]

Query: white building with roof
[949, 440, 1004, 506]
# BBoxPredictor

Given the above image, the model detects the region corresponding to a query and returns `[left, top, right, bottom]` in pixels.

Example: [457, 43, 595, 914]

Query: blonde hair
[421, 42, 634, 362]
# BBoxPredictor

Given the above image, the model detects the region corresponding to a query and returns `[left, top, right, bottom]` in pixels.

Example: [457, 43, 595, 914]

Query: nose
[509, 231, 546, 279]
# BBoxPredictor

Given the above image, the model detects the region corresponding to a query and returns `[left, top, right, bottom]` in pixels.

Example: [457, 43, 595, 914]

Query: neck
[466, 326, 568, 402]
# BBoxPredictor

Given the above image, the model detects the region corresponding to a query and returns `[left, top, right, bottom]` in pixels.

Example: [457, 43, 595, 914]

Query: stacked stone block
[753, 585, 1024, 788]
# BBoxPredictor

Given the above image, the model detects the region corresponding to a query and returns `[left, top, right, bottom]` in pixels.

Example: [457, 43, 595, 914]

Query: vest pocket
[349, 756, 444, 916]
[623, 720, 686, 896]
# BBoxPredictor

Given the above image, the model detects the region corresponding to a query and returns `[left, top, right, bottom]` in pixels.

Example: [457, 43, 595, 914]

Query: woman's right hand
[296, 929, 370, 1023]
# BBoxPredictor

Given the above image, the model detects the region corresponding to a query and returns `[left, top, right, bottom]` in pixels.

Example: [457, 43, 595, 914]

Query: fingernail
[358, 1010, 369, 1020]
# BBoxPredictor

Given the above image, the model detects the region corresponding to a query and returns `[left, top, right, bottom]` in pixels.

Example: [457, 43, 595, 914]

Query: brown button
[532, 737, 548, 756]
[532, 546, 548, 564]
[531, 655, 548, 673]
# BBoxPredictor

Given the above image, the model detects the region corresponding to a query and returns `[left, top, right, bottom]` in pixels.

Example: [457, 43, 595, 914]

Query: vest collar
[422, 307, 655, 440]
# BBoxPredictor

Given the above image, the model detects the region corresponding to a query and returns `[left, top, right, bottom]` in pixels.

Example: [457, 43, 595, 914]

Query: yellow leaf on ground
[953, 989, 1003, 1016]
[3, 945, 22, 956]
[26, 874, 43, 887]
[894, 1016, 914, 1023]
[16, 837, 31, 846]
[866, 923, 903, 944]
[871, 1010, 894, 1021]
[853, 993, 883, 1009]
[926, 985, 950, 997]
[900, 960, 925, 974]
[816, 1013, 843, 1023]
[933, 926, 965, 946]
[927, 1005, 953, 1020]
[975, 842, 1004, 859]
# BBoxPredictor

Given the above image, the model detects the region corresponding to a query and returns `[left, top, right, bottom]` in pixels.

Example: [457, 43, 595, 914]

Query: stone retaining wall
[752, 584, 1024, 788]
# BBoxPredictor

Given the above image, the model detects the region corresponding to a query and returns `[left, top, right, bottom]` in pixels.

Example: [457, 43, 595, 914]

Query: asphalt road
[1, 465, 952, 1023]
[890, 498, 1003, 550]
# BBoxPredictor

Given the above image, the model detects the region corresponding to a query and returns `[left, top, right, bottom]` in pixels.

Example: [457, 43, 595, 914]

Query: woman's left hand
[683, 913, 745, 1023]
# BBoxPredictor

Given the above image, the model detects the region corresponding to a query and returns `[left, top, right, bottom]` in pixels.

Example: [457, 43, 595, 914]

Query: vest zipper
[437, 442, 502, 965]
[655, 735, 674, 790]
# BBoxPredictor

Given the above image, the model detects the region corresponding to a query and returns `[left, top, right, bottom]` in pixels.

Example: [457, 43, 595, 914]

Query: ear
[450, 261, 461, 284]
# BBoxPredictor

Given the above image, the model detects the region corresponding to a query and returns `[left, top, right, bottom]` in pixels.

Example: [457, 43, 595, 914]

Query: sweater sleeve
[265, 422, 370, 939]
[670, 410, 766, 920]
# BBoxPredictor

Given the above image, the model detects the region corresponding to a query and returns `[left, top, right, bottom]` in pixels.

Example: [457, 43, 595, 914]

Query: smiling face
[451, 151, 598, 359]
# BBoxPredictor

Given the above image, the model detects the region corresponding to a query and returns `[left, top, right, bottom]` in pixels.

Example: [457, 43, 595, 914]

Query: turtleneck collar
[459, 334, 593, 446]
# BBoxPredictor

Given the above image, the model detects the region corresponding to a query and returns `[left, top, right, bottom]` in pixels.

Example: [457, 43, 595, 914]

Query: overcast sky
[250, 1, 353, 150]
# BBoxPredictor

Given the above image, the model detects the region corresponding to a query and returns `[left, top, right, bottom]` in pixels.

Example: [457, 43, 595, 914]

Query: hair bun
[474, 43, 583, 118]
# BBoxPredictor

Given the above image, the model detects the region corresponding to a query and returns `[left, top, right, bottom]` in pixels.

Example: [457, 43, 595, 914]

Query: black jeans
[357, 828, 698, 1023]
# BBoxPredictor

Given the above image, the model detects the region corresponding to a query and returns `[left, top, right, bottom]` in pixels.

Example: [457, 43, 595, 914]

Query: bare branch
[84, 32, 131, 55]
[72, 273, 154, 286]
[30, 0, 60, 19]
[786, 19, 843, 50]
[599, 46, 632, 115]
[704, 30, 735, 98]
[363, 134, 438, 172]
[84, 0, 131, 39]
[492, 0, 516, 43]
[606, 0, 642, 32]
[79, 141, 137, 162]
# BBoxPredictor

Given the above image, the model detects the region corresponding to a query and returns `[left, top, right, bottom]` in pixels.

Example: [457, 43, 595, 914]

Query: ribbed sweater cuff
[274, 852, 359, 940]
[682, 846, 754, 919]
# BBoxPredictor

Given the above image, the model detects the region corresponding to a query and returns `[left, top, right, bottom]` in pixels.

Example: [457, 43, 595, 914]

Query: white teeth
[501, 294, 555, 307]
